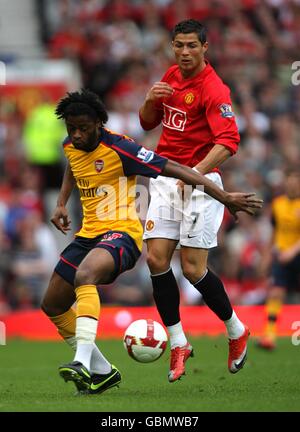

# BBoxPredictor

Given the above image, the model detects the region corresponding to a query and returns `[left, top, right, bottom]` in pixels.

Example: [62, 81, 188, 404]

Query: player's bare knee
[40, 301, 50, 316]
[182, 268, 198, 284]
[41, 300, 65, 317]
[182, 264, 206, 284]
[74, 268, 98, 287]
[269, 286, 286, 301]
[147, 253, 170, 274]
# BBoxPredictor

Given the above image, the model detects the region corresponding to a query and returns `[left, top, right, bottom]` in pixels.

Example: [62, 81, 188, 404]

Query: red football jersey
[140, 61, 240, 170]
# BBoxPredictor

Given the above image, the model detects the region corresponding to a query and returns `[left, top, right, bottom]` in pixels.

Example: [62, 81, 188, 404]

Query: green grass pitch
[0, 337, 299, 412]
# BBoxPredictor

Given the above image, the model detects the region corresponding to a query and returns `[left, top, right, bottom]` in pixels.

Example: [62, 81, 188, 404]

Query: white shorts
[143, 173, 224, 249]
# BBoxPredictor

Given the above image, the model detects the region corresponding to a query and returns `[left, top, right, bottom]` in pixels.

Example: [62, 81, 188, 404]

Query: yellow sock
[75, 284, 100, 320]
[264, 298, 282, 338]
[74, 285, 100, 359]
[49, 308, 76, 339]
[266, 298, 282, 316]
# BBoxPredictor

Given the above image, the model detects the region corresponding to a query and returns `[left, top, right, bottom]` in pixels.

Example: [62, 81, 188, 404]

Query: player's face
[286, 173, 300, 199]
[66, 115, 101, 152]
[172, 33, 208, 78]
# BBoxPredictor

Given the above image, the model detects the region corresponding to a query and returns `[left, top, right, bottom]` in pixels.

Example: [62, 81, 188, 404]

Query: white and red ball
[123, 319, 168, 363]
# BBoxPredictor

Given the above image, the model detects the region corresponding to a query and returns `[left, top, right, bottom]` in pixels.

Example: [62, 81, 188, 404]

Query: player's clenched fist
[146, 82, 174, 102]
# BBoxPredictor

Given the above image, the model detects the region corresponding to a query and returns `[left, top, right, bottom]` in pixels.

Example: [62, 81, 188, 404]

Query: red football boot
[168, 343, 194, 382]
[228, 326, 250, 374]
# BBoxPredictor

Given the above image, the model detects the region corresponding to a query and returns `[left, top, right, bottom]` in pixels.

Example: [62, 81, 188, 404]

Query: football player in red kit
[139, 19, 249, 382]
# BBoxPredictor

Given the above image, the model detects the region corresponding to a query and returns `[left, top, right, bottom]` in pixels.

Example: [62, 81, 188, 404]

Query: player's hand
[224, 192, 263, 221]
[278, 250, 293, 264]
[176, 179, 185, 190]
[146, 82, 174, 102]
[278, 248, 297, 264]
[177, 166, 204, 193]
[176, 180, 194, 201]
[50, 206, 71, 235]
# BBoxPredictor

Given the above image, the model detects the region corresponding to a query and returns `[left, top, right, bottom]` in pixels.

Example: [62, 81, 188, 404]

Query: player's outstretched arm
[161, 159, 263, 218]
[50, 162, 75, 235]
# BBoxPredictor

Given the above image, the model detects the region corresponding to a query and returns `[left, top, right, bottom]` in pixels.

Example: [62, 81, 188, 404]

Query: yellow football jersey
[272, 195, 300, 251]
[63, 128, 167, 251]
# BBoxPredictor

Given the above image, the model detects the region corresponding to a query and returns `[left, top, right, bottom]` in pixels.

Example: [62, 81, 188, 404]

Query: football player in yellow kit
[41, 89, 262, 395]
[258, 170, 300, 350]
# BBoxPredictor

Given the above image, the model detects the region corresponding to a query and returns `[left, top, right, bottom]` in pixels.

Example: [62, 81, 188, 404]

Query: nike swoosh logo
[234, 353, 247, 370]
[80, 368, 91, 379]
[90, 370, 118, 390]
[187, 234, 197, 238]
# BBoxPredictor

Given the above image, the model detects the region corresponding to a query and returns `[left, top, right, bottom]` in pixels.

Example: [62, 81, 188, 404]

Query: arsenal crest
[95, 159, 104, 173]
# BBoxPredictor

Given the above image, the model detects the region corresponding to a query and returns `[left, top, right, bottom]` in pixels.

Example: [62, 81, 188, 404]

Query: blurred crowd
[0, 0, 300, 312]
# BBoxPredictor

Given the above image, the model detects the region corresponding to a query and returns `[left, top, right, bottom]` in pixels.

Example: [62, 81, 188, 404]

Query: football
[123, 319, 168, 363]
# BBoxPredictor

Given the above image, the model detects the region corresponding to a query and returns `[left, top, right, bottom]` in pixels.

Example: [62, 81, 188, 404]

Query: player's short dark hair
[55, 89, 108, 124]
[172, 19, 207, 44]
[285, 168, 300, 178]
